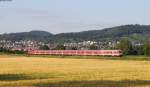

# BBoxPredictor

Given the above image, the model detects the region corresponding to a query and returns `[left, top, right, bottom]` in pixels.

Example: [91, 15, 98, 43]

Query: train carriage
[28, 50, 122, 57]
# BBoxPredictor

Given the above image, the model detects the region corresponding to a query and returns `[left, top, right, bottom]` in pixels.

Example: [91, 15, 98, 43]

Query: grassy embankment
[0, 55, 150, 87]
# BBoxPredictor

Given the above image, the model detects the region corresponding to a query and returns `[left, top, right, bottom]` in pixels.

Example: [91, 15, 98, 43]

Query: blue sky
[0, 0, 150, 34]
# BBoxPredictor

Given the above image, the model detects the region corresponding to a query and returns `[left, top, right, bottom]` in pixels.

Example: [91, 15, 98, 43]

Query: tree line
[0, 47, 25, 54]
[117, 39, 150, 56]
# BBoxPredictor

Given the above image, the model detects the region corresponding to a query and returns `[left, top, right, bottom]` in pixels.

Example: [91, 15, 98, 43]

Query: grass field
[0, 55, 150, 87]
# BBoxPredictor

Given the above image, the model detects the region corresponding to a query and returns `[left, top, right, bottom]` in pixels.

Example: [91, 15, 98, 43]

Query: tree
[117, 39, 133, 55]
[39, 45, 50, 50]
[90, 44, 98, 50]
[71, 47, 78, 50]
[132, 46, 143, 55]
[54, 45, 66, 50]
[142, 40, 150, 56]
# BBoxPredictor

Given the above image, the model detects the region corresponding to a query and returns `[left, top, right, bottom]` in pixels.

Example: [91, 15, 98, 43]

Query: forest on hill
[0, 24, 150, 43]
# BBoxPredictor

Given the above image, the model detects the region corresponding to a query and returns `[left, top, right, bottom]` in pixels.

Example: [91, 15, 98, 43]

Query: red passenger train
[28, 50, 122, 57]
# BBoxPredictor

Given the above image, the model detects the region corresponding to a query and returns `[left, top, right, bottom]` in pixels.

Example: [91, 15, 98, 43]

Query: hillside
[51, 24, 150, 42]
[0, 30, 53, 42]
[0, 24, 150, 43]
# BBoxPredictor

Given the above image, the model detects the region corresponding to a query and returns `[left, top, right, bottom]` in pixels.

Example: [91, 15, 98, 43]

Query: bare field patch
[0, 55, 150, 87]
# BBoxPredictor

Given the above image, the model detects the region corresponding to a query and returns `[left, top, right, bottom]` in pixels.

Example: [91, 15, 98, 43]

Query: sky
[0, 0, 150, 34]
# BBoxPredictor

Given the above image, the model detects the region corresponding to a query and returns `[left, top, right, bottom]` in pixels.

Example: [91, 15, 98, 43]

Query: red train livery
[28, 50, 122, 56]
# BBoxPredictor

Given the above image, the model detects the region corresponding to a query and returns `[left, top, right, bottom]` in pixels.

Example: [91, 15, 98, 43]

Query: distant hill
[0, 24, 150, 43]
[0, 31, 53, 42]
[52, 24, 150, 43]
